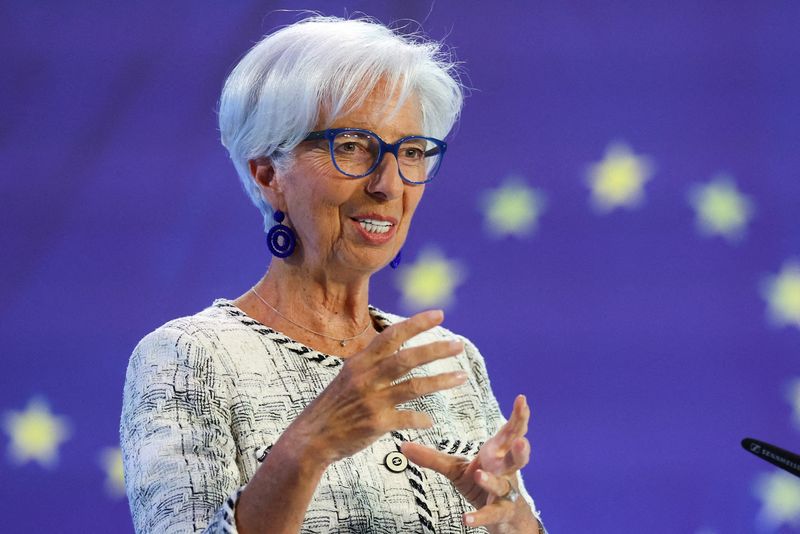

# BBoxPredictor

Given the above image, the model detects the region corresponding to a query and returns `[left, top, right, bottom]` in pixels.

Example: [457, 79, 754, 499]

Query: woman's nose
[365, 153, 404, 201]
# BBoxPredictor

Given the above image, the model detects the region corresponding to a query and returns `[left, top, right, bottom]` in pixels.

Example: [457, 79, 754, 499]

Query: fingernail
[426, 309, 444, 321]
[449, 340, 463, 351]
[479, 470, 488, 482]
[465, 514, 475, 525]
[452, 371, 468, 382]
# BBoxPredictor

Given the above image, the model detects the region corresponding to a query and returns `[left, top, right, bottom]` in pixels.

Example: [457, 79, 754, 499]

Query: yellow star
[754, 471, 800, 528]
[2, 398, 71, 468]
[688, 174, 754, 242]
[396, 248, 465, 310]
[786, 377, 800, 430]
[100, 447, 126, 498]
[481, 178, 547, 237]
[762, 262, 800, 330]
[586, 142, 654, 213]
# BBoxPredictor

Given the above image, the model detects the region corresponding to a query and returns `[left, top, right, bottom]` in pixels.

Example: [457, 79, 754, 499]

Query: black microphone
[742, 437, 800, 478]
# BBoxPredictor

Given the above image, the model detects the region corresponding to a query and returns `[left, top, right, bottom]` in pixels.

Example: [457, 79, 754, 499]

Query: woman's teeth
[358, 219, 393, 234]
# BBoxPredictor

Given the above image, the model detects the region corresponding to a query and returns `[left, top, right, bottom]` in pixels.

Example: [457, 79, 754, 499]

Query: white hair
[218, 15, 464, 232]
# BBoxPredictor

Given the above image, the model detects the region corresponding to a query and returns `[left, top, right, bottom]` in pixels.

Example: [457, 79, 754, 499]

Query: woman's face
[266, 88, 426, 276]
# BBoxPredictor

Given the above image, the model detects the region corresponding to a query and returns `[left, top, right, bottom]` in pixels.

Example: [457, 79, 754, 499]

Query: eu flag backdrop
[2, 2, 800, 532]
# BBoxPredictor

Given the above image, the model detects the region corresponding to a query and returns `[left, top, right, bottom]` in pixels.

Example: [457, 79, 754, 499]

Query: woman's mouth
[350, 216, 398, 244]
[357, 219, 393, 234]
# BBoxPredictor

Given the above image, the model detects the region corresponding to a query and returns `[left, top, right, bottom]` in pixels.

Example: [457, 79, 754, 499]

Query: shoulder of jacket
[130, 303, 237, 366]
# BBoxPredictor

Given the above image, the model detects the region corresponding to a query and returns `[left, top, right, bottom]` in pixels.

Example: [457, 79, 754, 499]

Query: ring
[499, 480, 519, 503]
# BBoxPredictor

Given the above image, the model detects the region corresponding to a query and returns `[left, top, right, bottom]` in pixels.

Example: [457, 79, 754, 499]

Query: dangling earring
[390, 249, 402, 269]
[266, 210, 296, 258]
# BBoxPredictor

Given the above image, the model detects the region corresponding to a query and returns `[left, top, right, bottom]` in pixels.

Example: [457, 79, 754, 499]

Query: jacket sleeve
[461, 336, 547, 532]
[120, 325, 244, 533]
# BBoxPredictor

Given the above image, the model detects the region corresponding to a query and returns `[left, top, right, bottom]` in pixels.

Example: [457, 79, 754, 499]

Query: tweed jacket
[120, 299, 543, 533]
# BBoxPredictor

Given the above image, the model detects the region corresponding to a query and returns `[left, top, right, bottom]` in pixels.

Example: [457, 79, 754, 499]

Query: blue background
[2, 1, 800, 532]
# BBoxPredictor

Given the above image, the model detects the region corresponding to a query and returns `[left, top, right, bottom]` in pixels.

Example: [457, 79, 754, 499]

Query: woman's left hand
[401, 395, 539, 532]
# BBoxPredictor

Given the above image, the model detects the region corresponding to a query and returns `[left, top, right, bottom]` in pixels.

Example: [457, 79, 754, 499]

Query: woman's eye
[403, 147, 424, 160]
[335, 141, 366, 153]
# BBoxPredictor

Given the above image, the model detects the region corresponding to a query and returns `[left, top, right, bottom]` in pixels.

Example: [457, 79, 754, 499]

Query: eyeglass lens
[331, 130, 441, 182]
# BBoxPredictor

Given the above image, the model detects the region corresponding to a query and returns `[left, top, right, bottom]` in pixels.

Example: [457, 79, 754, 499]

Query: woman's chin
[338, 248, 397, 274]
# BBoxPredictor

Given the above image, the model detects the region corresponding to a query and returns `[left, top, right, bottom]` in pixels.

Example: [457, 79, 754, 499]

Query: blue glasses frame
[304, 128, 447, 184]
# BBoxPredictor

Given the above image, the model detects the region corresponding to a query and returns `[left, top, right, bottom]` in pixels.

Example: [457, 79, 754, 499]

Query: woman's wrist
[273, 422, 334, 476]
[236, 428, 330, 534]
[279, 414, 340, 469]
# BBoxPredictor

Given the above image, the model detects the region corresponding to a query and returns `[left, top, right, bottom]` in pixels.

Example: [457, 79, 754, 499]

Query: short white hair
[218, 15, 464, 232]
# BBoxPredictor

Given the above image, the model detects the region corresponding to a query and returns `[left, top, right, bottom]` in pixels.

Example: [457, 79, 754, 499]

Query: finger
[401, 441, 464, 480]
[364, 309, 444, 363]
[390, 410, 434, 431]
[473, 469, 512, 498]
[379, 339, 464, 382]
[495, 396, 530, 455]
[463, 499, 515, 528]
[490, 437, 531, 475]
[494, 398, 522, 445]
[509, 437, 531, 470]
[386, 371, 467, 404]
[505, 395, 529, 439]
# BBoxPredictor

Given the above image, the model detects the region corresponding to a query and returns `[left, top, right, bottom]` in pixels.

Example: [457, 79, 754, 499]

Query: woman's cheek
[402, 187, 425, 222]
[303, 153, 339, 179]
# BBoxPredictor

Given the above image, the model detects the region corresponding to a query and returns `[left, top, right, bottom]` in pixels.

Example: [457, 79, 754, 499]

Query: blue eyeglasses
[303, 128, 447, 184]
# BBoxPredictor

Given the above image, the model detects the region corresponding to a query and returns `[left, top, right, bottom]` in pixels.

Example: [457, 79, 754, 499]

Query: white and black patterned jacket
[120, 299, 543, 533]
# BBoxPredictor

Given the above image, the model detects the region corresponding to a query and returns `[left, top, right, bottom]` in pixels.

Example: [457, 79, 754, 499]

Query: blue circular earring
[267, 210, 296, 258]
[390, 250, 402, 269]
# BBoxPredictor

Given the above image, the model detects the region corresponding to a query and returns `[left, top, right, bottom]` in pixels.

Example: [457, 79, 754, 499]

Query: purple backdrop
[3, 2, 800, 532]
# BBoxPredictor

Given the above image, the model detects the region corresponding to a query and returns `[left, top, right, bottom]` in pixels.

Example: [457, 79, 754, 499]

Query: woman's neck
[234, 260, 377, 356]
[265, 261, 370, 324]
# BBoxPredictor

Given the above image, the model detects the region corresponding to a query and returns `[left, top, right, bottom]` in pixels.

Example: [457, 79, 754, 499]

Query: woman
[121, 15, 545, 534]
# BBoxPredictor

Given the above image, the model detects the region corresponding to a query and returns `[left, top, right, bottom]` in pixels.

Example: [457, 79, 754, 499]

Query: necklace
[249, 287, 373, 347]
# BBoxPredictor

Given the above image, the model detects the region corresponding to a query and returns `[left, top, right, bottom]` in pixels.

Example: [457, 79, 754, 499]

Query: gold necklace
[249, 287, 373, 347]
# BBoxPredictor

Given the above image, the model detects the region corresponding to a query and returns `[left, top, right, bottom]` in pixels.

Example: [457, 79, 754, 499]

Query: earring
[266, 210, 296, 258]
[390, 250, 402, 269]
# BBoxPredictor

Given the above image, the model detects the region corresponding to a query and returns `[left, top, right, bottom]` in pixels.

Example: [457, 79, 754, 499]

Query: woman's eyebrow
[331, 122, 422, 139]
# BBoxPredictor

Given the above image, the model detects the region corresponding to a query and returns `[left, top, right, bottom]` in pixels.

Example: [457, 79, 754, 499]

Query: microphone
[742, 437, 800, 478]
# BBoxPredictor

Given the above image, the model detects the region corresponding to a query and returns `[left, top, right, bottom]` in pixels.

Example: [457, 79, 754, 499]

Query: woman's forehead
[321, 86, 423, 137]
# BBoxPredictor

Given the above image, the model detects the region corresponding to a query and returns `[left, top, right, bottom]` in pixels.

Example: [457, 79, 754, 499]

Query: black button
[384, 451, 408, 473]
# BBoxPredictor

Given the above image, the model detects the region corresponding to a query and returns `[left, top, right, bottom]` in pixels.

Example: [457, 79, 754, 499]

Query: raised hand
[288, 309, 467, 465]
[401, 395, 539, 532]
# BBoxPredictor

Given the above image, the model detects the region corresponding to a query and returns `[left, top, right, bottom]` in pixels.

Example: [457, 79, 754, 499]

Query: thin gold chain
[249, 287, 372, 347]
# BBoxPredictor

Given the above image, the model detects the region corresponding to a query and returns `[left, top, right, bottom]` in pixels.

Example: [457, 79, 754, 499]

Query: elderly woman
[121, 15, 545, 534]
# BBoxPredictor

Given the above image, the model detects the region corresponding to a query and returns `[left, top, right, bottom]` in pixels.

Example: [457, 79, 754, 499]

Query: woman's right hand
[287, 309, 466, 465]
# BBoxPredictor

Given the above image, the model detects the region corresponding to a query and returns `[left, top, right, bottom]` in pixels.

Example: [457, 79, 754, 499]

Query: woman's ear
[249, 158, 285, 210]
